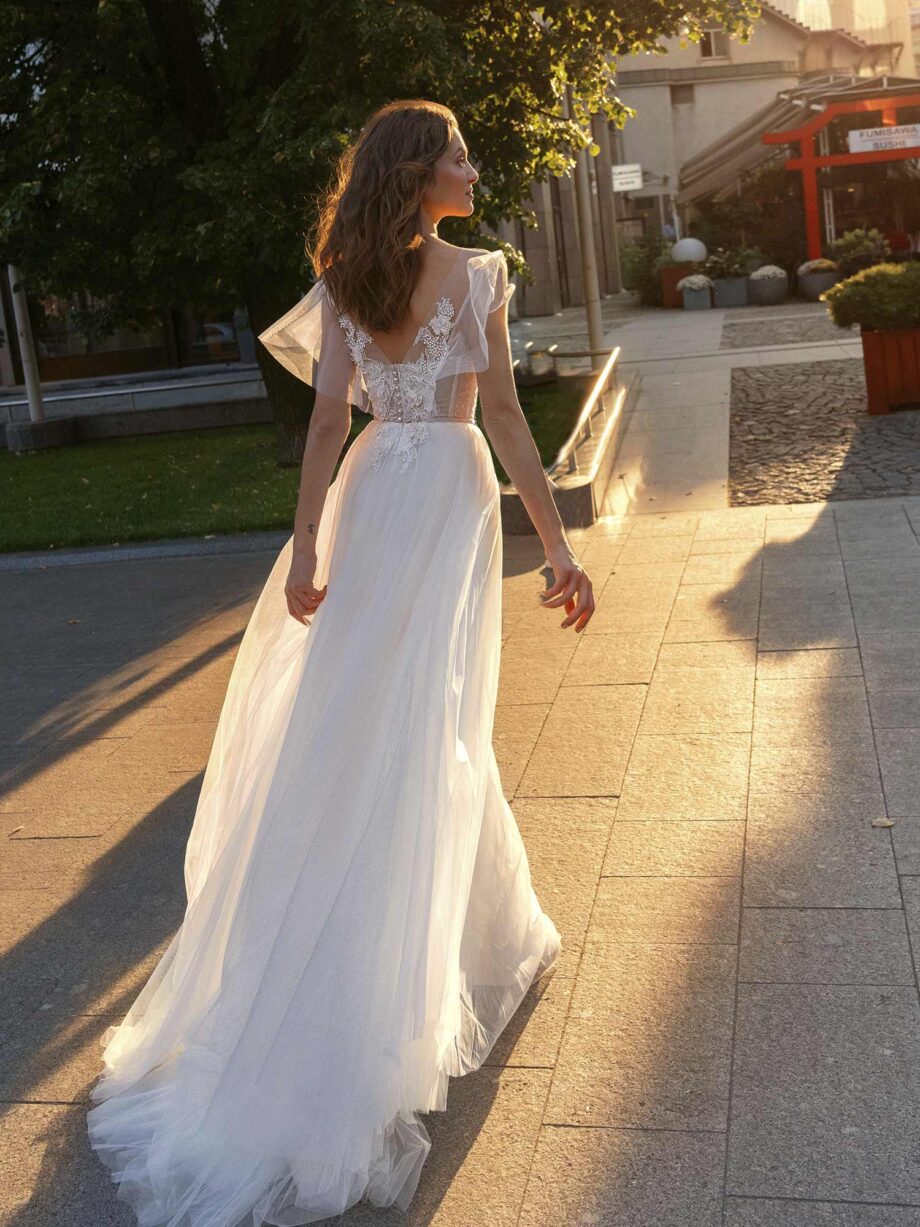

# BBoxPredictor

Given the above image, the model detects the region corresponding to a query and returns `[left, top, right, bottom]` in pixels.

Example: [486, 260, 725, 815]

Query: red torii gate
[762, 91, 920, 259]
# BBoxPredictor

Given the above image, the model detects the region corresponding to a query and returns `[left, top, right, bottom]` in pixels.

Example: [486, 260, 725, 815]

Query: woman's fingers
[285, 582, 327, 624]
[561, 584, 595, 631]
[540, 570, 580, 609]
[558, 573, 595, 631]
[286, 592, 312, 623]
[540, 561, 596, 631]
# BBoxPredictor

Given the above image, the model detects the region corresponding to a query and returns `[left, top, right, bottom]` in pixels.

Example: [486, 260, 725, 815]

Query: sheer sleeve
[487, 250, 516, 313]
[438, 249, 516, 380]
[257, 279, 370, 412]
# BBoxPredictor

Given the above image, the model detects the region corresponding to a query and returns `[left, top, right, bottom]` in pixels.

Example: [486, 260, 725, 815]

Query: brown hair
[308, 99, 459, 333]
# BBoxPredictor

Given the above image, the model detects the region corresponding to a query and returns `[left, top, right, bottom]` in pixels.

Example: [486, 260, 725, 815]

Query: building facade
[497, 0, 914, 317]
[613, 1, 907, 226]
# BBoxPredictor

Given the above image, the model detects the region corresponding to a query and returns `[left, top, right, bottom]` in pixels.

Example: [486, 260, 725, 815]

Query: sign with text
[847, 124, 920, 154]
[611, 162, 643, 192]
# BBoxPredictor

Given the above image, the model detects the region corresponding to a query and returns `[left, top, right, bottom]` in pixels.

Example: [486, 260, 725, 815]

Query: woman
[86, 98, 596, 1226]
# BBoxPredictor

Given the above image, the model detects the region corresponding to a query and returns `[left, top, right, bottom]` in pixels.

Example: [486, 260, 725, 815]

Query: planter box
[661, 262, 700, 309]
[712, 276, 748, 308]
[861, 327, 920, 415]
[681, 286, 711, 310]
[747, 274, 788, 306]
[799, 270, 838, 301]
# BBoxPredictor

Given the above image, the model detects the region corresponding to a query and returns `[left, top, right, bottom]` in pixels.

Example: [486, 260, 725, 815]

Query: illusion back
[258, 248, 514, 472]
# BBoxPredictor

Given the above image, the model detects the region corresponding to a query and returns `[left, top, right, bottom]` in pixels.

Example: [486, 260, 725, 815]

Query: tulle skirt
[86, 418, 562, 1226]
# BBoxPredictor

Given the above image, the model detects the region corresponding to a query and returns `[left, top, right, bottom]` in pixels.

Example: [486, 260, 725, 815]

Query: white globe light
[672, 238, 707, 263]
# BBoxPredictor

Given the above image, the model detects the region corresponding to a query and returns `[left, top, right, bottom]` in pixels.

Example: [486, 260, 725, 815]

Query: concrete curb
[0, 530, 291, 572]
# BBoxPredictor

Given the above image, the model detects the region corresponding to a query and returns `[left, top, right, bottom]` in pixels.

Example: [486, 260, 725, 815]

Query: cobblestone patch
[725, 300, 826, 319]
[730, 359, 920, 505]
[721, 315, 856, 349]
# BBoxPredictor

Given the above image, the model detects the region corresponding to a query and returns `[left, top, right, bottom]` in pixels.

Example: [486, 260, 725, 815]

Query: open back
[258, 248, 515, 428]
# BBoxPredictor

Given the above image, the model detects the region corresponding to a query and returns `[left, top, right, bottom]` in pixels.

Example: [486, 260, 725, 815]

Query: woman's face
[422, 130, 479, 222]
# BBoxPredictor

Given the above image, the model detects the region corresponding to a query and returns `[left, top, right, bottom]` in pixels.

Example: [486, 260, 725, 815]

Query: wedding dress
[86, 247, 562, 1226]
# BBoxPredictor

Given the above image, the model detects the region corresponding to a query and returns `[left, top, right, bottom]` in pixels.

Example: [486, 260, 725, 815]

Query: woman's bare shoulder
[437, 243, 497, 261]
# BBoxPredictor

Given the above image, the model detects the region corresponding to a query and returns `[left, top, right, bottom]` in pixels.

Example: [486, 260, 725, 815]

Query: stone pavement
[730, 361, 920, 505]
[609, 301, 864, 517]
[514, 296, 866, 517]
[4, 493, 920, 1225]
[5, 297, 920, 1225]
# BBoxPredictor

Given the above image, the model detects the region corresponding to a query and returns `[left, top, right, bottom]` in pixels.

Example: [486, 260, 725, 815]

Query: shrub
[701, 247, 750, 278]
[823, 262, 920, 331]
[738, 246, 765, 274]
[621, 234, 673, 306]
[687, 164, 804, 273]
[798, 258, 838, 275]
[828, 228, 891, 277]
[677, 273, 713, 291]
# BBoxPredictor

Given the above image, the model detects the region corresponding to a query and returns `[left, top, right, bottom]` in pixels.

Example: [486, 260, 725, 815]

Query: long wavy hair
[308, 100, 459, 334]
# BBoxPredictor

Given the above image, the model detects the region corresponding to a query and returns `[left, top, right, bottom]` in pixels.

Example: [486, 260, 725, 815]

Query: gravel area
[730, 359, 920, 505]
[721, 315, 856, 349]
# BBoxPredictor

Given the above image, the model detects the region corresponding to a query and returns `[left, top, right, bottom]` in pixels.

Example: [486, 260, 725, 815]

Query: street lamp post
[564, 84, 606, 372]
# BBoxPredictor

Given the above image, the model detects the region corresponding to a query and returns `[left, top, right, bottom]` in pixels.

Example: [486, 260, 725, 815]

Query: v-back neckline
[346, 251, 466, 368]
[367, 297, 447, 368]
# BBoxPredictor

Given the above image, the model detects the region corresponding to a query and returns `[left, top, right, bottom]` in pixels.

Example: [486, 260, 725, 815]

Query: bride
[86, 98, 596, 1226]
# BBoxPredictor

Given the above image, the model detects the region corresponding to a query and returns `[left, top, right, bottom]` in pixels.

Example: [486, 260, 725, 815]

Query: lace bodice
[258, 249, 515, 473]
[336, 295, 460, 472]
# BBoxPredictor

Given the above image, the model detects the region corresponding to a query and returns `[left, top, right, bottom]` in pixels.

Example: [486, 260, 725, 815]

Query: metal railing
[547, 346, 624, 478]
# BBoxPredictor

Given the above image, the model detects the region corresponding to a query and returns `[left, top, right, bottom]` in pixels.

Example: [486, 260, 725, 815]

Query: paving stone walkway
[4, 493, 920, 1225]
[4, 295, 920, 1225]
[720, 314, 857, 349]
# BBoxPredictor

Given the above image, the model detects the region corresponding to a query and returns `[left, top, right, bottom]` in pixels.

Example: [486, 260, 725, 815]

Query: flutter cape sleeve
[257, 278, 370, 411]
[437, 248, 517, 382]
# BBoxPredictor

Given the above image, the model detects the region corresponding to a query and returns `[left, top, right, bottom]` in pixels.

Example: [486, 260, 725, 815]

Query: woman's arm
[284, 393, 352, 624]
[476, 302, 596, 632]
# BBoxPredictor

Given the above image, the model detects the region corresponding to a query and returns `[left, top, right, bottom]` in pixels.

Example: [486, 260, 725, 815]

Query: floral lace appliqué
[337, 297, 456, 473]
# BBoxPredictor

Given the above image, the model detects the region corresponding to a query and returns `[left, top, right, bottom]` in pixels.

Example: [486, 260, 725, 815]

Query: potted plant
[701, 247, 749, 307]
[828, 227, 891, 277]
[677, 273, 713, 310]
[748, 264, 789, 306]
[797, 258, 839, 301]
[823, 261, 920, 414]
[660, 260, 702, 309]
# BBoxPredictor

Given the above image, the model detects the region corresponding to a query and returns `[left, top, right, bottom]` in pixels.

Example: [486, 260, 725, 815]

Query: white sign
[847, 123, 920, 154]
[612, 162, 643, 192]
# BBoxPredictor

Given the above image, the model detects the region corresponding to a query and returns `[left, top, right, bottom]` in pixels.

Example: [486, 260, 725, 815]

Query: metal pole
[7, 265, 44, 423]
[610, 179, 624, 295]
[564, 85, 605, 371]
[592, 115, 623, 293]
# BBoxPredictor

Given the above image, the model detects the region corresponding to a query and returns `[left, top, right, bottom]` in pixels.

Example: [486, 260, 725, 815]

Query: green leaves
[0, 0, 758, 338]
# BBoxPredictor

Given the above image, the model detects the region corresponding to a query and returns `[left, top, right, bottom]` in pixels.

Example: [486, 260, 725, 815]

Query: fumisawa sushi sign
[846, 123, 920, 154]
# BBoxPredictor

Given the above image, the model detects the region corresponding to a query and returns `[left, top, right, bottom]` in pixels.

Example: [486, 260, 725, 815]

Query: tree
[0, 0, 758, 461]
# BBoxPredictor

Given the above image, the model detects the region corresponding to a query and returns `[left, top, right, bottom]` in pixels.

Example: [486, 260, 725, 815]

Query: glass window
[700, 29, 730, 58]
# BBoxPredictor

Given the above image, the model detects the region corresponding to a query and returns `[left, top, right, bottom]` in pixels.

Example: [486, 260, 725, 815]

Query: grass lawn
[0, 377, 584, 553]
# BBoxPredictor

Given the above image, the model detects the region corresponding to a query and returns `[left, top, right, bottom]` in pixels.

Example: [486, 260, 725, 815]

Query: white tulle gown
[86, 247, 562, 1226]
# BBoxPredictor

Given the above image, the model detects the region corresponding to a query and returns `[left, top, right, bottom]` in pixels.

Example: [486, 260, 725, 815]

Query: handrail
[576, 384, 629, 484]
[548, 346, 621, 473]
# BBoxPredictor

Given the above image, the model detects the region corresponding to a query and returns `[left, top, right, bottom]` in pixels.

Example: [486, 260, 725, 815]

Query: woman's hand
[285, 551, 327, 625]
[540, 543, 596, 632]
